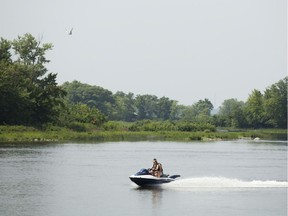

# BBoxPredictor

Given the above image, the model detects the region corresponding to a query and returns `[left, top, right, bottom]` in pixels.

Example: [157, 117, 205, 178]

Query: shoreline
[0, 126, 286, 143]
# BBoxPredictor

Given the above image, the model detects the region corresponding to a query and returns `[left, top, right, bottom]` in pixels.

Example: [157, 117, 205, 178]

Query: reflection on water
[133, 186, 164, 208]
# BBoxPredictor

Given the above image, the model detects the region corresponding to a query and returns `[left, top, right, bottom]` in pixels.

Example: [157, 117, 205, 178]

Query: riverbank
[0, 125, 286, 142]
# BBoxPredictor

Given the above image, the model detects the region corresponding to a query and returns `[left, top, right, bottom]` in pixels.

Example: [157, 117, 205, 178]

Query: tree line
[0, 34, 287, 130]
[62, 78, 287, 129]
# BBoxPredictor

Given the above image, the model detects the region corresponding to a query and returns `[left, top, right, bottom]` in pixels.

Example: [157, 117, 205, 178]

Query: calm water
[0, 140, 287, 216]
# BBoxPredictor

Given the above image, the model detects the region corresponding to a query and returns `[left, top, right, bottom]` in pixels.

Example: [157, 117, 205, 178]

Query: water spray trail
[164, 177, 288, 189]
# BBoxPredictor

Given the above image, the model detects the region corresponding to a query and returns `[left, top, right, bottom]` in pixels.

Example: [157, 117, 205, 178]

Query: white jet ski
[129, 168, 180, 187]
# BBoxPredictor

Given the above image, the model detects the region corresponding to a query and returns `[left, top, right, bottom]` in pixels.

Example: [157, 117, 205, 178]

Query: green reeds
[0, 125, 286, 143]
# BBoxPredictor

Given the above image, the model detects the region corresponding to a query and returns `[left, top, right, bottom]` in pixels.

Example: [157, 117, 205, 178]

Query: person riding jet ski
[149, 158, 163, 178]
[129, 159, 180, 186]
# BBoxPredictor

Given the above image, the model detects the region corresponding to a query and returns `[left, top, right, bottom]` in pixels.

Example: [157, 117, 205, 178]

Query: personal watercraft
[129, 168, 180, 187]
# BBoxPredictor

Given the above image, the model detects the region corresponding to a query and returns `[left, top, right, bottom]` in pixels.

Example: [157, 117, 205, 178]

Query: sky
[1, 0, 287, 107]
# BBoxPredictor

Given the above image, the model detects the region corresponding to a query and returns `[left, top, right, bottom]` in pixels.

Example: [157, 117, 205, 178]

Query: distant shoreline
[0, 126, 286, 143]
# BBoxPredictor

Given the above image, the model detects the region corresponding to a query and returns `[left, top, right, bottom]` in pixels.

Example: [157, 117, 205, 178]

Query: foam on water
[164, 177, 288, 189]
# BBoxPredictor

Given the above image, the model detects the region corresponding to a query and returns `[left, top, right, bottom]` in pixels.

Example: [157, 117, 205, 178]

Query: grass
[0, 125, 286, 143]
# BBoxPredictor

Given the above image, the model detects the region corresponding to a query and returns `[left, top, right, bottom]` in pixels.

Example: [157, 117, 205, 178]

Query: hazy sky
[1, 0, 287, 107]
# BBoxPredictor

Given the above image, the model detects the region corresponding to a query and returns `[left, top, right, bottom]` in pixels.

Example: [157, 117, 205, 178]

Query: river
[0, 140, 287, 216]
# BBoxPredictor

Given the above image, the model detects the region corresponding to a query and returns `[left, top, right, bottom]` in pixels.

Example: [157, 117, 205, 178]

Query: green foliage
[0, 34, 66, 126]
[0, 125, 37, 132]
[62, 81, 115, 117]
[218, 99, 246, 128]
[12, 34, 52, 67]
[156, 97, 175, 120]
[58, 103, 107, 129]
[102, 121, 132, 131]
[112, 92, 137, 121]
[0, 34, 286, 131]
[217, 77, 287, 129]
[60, 77, 287, 130]
[67, 122, 89, 132]
[135, 94, 159, 119]
[0, 124, 286, 142]
[180, 99, 213, 122]
[106, 120, 216, 132]
[126, 120, 175, 132]
[0, 38, 12, 62]
[176, 122, 216, 132]
[263, 77, 287, 128]
[244, 89, 265, 128]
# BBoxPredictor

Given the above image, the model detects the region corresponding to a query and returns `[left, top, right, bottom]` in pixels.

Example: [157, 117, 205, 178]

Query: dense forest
[0, 34, 287, 133]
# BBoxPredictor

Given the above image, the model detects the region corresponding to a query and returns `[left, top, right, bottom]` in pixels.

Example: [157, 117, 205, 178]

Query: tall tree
[169, 101, 183, 120]
[0, 38, 12, 62]
[113, 91, 136, 121]
[218, 98, 246, 128]
[156, 97, 174, 120]
[263, 77, 287, 128]
[244, 89, 265, 128]
[194, 99, 214, 122]
[0, 34, 66, 125]
[135, 95, 158, 120]
[180, 99, 213, 122]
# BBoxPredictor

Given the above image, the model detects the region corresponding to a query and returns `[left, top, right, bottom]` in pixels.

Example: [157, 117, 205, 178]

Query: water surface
[0, 140, 287, 216]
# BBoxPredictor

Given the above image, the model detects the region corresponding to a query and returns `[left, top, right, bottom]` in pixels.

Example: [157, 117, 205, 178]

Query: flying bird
[68, 28, 73, 35]
[66, 28, 73, 35]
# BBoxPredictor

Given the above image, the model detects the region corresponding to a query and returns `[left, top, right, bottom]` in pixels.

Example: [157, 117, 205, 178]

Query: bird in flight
[67, 28, 73, 35]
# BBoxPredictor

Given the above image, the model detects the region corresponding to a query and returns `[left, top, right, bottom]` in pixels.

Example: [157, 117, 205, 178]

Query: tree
[244, 89, 265, 128]
[169, 101, 183, 120]
[0, 63, 31, 124]
[113, 91, 136, 121]
[263, 77, 287, 128]
[62, 81, 115, 117]
[12, 34, 52, 66]
[0, 34, 66, 125]
[0, 38, 26, 124]
[156, 97, 175, 120]
[180, 99, 213, 123]
[0, 38, 12, 62]
[135, 95, 158, 120]
[218, 98, 246, 128]
[59, 103, 107, 127]
[193, 99, 214, 122]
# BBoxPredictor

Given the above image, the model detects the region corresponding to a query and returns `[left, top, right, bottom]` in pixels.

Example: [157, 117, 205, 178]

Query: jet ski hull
[129, 169, 180, 187]
[129, 175, 175, 187]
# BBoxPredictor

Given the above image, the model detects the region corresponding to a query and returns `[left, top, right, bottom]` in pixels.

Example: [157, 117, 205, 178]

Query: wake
[164, 177, 288, 189]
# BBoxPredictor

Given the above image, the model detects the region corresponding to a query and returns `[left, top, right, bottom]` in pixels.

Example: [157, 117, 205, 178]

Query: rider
[149, 158, 163, 178]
